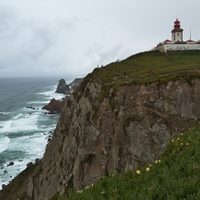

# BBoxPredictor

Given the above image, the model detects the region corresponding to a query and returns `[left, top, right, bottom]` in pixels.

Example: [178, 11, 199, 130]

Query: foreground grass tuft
[59, 124, 200, 199]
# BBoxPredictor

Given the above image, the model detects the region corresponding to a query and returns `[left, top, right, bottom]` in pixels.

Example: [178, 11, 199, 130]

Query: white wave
[0, 113, 39, 134]
[0, 112, 9, 115]
[37, 87, 65, 100]
[26, 100, 50, 105]
[12, 113, 23, 120]
[0, 136, 10, 153]
[0, 157, 32, 190]
[8, 133, 47, 156]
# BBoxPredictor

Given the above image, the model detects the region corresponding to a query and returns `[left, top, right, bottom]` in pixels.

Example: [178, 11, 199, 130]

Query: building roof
[164, 39, 171, 43]
[186, 39, 195, 43]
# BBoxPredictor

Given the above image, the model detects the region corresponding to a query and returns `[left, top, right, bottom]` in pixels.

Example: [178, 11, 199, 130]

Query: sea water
[0, 77, 66, 189]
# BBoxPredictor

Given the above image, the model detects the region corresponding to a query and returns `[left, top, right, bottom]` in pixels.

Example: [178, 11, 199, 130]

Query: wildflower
[136, 170, 141, 174]
[186, 143, 189, 146]
[101, 190, 106, 195]
[177, 138, 180, 140]
[149, 164, 152, 167]
[172, 140, 174, 142]
[85, 186, 90, 189]
[181, 143, 183, 145]
[181, 133, 183, 135]
[77, 190, 83, 193]
[155, 159, 161, 164]
[146, 167, 150, 172]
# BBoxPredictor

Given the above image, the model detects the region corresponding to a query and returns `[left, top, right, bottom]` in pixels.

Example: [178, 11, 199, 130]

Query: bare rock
[56, 79, 70, 94]
[2, 77, 200, 200]
[42, 97, 68, 114]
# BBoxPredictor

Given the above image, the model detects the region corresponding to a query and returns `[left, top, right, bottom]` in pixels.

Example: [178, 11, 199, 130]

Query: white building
[156, 19, 200, 52]
[171, 18, 183, 42]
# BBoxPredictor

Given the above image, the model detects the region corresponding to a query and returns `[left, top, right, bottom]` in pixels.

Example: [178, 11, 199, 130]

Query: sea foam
[0, 137, 10, 154]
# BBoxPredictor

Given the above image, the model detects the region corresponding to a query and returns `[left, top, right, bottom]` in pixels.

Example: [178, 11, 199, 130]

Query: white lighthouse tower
[171, 18, 183, 42]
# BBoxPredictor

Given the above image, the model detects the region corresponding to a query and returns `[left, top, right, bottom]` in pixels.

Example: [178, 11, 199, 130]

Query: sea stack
[55, 79, 70, 94]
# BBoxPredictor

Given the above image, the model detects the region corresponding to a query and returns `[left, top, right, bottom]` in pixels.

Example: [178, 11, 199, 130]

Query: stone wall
[157, 43, 200, 52]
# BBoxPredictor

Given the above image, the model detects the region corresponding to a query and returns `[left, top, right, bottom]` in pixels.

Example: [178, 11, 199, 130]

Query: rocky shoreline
[0, 77, 84, 190]
[42, 78, 84, 114]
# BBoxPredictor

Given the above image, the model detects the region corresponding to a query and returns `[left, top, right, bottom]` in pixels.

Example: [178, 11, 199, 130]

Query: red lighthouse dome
[174, 18, 181, 29]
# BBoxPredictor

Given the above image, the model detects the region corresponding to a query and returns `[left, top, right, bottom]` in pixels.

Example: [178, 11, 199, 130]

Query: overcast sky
[0, 0, 199, 79]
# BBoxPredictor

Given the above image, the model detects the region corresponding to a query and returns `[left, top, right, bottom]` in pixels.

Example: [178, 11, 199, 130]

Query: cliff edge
[1, 50, 200, 200]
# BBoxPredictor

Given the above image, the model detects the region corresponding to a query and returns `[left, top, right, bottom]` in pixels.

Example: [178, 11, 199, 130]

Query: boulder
[7, 162, 14, 167]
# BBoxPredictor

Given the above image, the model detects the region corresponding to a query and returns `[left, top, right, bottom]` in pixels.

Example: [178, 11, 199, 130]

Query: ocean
[0, 77, 66, 189]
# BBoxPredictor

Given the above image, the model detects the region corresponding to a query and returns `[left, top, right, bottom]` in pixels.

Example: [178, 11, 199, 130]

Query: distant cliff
[56, 78, 84, 94]
[1, 51, 200, 200]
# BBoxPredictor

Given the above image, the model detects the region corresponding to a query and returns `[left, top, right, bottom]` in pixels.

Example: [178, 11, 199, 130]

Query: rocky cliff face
[1, 77, 200, 200]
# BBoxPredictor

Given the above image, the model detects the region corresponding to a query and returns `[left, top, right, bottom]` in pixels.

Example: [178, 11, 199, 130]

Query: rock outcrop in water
[56, 79, 70, 94]
[42, 98, 68, 114]
[1, 75, 200, 200]
[56, 78, 84, 94]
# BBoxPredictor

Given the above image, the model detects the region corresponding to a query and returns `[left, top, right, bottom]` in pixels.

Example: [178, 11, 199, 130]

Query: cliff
[1, 50, 200, 200]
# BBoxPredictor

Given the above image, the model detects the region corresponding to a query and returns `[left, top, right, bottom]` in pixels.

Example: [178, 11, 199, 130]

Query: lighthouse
[171, 18, 183, 42]
[156, 19, 200, 52]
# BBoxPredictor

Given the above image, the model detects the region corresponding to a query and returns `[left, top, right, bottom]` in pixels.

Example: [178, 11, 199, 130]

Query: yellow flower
[181, 143, 183, 145]
[85, 186, 90, 189]
[77, 190, 83, 193]
[177, 138, 180, 140]
[186, 143, 189, 146]
[149, 164, 152, 167]
[146, 167, 150, 172]
[136, 170, 141, 174]
[155, 160, 159, 163]
[172, 140, 174, 142]
[158, 160, 161, 163]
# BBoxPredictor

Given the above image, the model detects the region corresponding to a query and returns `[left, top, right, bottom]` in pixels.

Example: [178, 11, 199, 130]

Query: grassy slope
[88, 50, 200, 86]
[64, 124, 200, 200]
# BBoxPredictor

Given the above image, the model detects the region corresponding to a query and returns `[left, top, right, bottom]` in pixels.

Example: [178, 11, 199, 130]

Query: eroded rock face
[56, 79, 70, 94]
[2, 78, 200, 200]
[42, 97, 68, 114]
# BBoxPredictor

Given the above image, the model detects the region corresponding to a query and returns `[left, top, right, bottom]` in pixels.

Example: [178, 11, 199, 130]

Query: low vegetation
[59, 123, 200, 199]
[79, 50, 200, 102]
[94, 50, 200, 84]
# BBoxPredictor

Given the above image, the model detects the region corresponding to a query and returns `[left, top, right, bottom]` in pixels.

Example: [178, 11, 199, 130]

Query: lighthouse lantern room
[171, 18, 183, 42]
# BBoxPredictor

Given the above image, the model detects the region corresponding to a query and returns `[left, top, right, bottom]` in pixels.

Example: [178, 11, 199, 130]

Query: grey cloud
[0, 0, 200, 78]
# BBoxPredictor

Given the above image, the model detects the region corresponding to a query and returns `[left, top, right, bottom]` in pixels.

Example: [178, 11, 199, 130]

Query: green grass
[59, 124, 200, 200]
[81, 50, 200, 89]
[77, 50, 200, 103]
